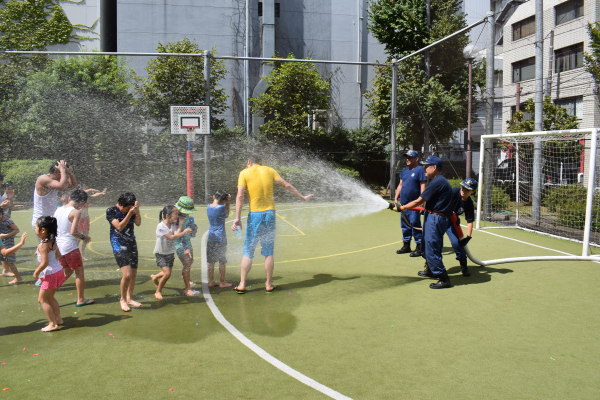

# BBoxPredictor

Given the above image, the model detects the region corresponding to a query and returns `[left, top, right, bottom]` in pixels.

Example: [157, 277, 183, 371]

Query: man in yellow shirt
[232, 155, 313, 293]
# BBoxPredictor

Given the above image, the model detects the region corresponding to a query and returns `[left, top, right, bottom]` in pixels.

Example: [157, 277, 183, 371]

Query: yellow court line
[90, 214, 104, 224]
[278, 240, 403, 264]
[277, 213, 306, 236]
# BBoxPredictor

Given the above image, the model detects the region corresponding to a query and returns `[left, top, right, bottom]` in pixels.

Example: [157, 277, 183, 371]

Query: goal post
[476, 128, 600, 256]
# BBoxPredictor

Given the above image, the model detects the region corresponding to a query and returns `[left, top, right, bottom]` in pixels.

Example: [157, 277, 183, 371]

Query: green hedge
[543, 184, 600, 231]
[491, 186, 510, 211]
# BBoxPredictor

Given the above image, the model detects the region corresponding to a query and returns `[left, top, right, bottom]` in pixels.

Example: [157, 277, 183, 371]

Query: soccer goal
[476, 128, 600, 256]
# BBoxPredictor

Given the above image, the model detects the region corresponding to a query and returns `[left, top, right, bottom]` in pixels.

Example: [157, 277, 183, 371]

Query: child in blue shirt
[207, 190, 232, 288]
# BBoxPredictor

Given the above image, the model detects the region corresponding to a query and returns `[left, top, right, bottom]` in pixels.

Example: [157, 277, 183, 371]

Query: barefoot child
[33, 216, 65, 332]
[106, 192, 141, 312]
[150, 205, 192, 300]
[207, 190, 232, 288]
[0, 208, 23, 284]
[54, 189, 94, 307]
[174, 196, 198, 296]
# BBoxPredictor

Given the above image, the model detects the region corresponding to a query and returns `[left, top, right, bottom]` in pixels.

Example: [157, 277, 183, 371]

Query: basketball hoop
[184, 126, 196, 142]
[170, 105, 210, 136]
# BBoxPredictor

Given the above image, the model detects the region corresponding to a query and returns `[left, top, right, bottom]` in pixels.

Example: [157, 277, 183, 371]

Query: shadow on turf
[0, 313, 132, 335]
[282, 273, 359, 290]
[446, 265, 513, 286]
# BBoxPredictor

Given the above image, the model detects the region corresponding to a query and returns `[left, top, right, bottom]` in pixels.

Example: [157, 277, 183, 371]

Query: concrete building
[57, 0, 386, 133]
[501, 0, 599, 133]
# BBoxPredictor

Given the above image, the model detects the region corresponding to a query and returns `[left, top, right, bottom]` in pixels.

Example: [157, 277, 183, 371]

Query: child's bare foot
[8, 278, 22, 285]
[120, 299, 131, 312]
[208, 281, 217, 288]
[219, 282, 232, 288]
[154, 292, 163, 300]
[41, 324, 61, 332]
[127, 299, 142, 307]
[150, 274, 159, 286]
[184, 289, 195, 297]
[2, 271, 15, 277]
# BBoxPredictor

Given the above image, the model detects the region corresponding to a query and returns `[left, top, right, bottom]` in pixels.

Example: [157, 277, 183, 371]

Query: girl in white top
[150, 205, 192, 300]
[54, 189, 93, 307]
[33, 216, 65, 332]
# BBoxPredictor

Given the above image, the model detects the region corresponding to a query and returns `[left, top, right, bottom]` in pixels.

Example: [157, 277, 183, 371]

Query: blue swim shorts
[243, 210, 276, 258]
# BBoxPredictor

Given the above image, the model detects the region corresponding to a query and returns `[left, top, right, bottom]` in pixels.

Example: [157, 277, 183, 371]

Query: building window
[494, 70, 503, 88]
[555, 43, 583, 73]
[512, 16, 535, 41]
[555, 0, 584, 25]
[258, 2, 280, 17]
[493, 102, 503, 119]
[555, 96, 583, 119]
[510, 103, 532, 121]
[512, 57, 535, 82]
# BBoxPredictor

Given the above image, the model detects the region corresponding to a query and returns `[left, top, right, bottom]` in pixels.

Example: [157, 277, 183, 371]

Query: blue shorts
[243, 210, 276, 258]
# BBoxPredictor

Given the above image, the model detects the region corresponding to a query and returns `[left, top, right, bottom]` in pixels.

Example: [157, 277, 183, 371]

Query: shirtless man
[32, 160, 77, 229]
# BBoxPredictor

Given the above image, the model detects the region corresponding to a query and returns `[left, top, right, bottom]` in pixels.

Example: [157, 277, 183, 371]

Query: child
[54, 189, 94, 306]
[0, 208, 23, 284]
[446, 177, 478, 277]
[33, 216, 64, 332]
[106, 192, 141, 312]
[78, 187, 107, 260]
[150, 205, 192, 300]
[207, 190, 232, 288]
[174, 196, 198, 296]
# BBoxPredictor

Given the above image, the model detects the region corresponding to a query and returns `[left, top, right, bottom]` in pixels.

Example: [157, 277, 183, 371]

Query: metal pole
[1, 50, 382, 66]
[395, 17, 488, 64]
[423, 0, 431, 155]
[466, 58, 473, 177]
[475, 134, 485, 230]
[390, 61, 398, 201]
[245, 0, 250, 136]
[204, 54, 212, 203]
[482, 8, 495, 221]
[582, 128, 598, 256]
[532, 0, 544, 223]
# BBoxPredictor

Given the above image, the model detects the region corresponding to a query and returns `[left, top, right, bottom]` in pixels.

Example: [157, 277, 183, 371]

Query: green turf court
[1, 203, 599, 399]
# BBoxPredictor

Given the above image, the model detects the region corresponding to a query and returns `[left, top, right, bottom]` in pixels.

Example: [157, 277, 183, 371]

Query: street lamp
[463, 44, 475, 178]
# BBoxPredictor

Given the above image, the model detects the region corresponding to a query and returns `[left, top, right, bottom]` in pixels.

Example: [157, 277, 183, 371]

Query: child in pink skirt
[33, 216, 65, 332]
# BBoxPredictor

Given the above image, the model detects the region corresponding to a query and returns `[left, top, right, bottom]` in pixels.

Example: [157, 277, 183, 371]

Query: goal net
[476, 129, 600, 255]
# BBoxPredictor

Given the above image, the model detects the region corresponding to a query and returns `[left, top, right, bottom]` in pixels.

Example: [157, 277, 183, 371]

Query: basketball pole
[186, 129, 195, 200]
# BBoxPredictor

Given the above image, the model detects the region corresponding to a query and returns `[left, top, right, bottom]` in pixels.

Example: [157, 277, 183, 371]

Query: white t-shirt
[54, 205, 79, 255]
[154, 221, 176, 255]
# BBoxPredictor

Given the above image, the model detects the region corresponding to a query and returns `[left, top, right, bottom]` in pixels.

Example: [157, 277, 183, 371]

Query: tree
[8, 55, 147, 186]
[249, 55, 330, 148]
[138, 38, 227, 129]
[584, 22, 600, 85]
[366, 0, 469, 150]
[0, 0, 81, 162]
[507, 96, 579, 133]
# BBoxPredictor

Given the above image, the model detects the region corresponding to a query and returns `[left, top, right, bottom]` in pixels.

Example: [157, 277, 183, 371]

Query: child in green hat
[174, 196, 198, 296]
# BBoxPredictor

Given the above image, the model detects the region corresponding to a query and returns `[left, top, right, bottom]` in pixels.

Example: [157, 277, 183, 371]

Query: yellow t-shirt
[238, 165, 281, 212]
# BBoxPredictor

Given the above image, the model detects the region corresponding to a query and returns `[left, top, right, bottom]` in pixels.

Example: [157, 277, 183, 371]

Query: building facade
[501, 0, 599, 133]
[57, 0, 386, 133]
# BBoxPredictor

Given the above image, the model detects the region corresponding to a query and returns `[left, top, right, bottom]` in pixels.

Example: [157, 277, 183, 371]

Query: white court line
[472, 225, 575, 256]
[199, 230, 352, 400]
